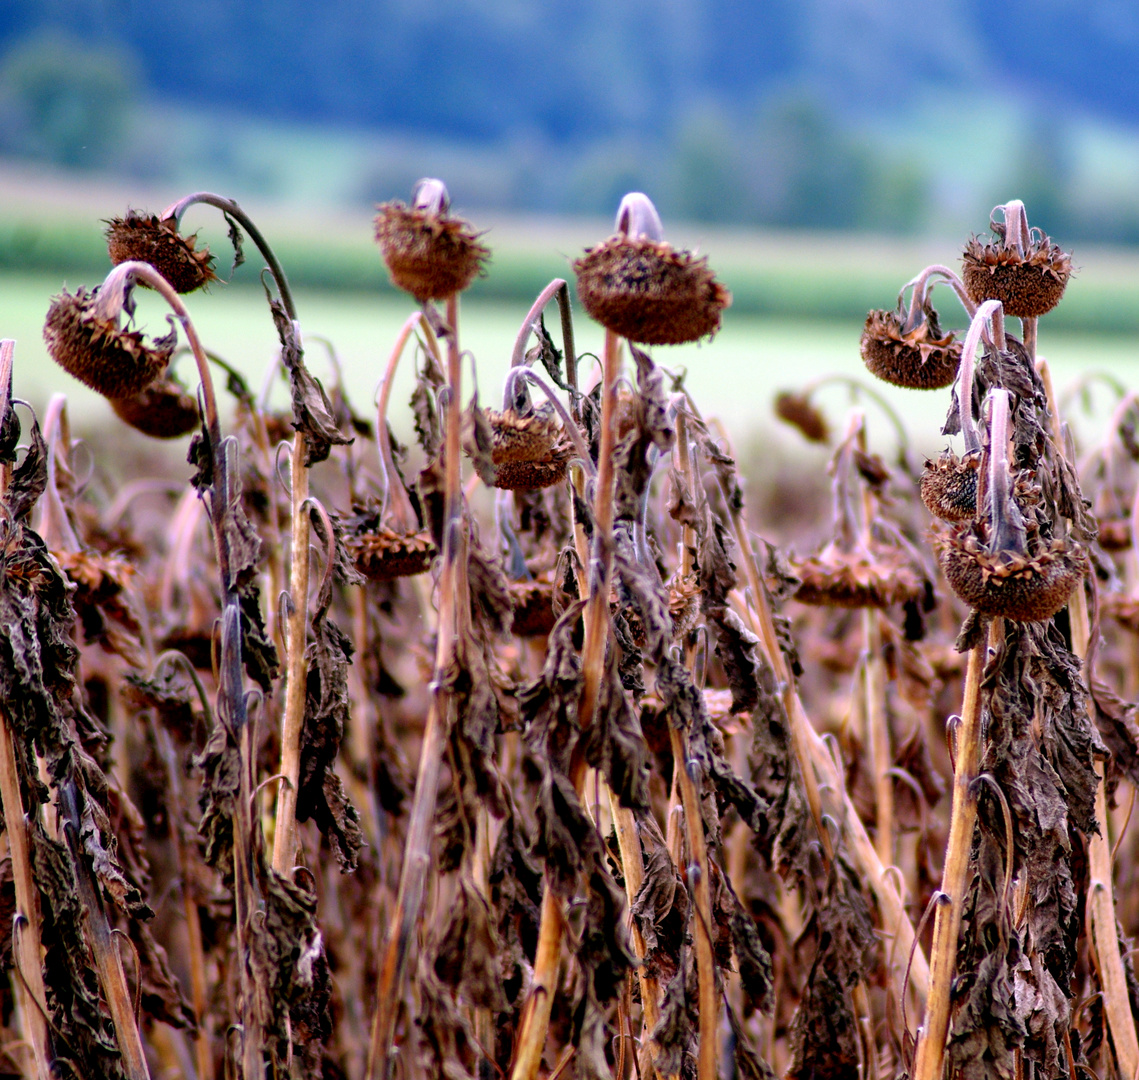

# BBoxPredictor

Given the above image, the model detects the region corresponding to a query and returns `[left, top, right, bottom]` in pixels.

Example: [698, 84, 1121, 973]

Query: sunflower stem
[912, 622, 996, 1080]
[0, 349, 51, 1080]
[510, 325, 621, 1080]
[369, 294, 464, 1079]
[1036, 355, 1139, 1080]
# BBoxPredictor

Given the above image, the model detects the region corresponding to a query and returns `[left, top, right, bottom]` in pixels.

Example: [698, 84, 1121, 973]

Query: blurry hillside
[1, 1, 1139, 241]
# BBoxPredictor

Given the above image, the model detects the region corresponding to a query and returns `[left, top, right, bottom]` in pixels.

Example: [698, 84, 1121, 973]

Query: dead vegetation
[0, 187, 1131, 1080]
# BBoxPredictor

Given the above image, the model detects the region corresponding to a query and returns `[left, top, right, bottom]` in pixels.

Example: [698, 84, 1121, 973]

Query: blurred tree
[0, 30, 138, 169]
[669, 105, 747, 223]
[747, 94, 871, 229]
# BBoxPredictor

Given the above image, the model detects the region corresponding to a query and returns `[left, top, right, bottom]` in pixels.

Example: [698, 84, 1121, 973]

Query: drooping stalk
[369, 294, 464, 1080]
[911, 622, 996, 1080]
[901, 264, 977, 328]
[502, 366, 593, 469]
[509, 278, 576, 377]
[100, 261, 264, 1075]
[956, 300, 1004, 458]
[376, 312, 433, 533]
[509, 325, 623, 1080]
[156, 193, 316, 881]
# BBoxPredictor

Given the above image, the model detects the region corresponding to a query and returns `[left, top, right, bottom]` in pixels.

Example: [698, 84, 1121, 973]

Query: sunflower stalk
[369, 293, 464, 1080]
[911, 622, 995, 1080]
[0, 343, 51, 1080]
[673, 408, 718, 1080]
[709, 418, 930, 1008]
[99, 261, 265, 1075]
[1037, 356, 1139, 1079]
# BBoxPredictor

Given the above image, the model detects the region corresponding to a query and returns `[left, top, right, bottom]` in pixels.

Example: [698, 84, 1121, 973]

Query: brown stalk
[0, 341, 51, 1080]
[673, 409, 718, 1080]
[376, 312, 434, 533]
[669, 724, 718, 1080]
[1036, 356, 1139, 1077]
[271, 432, 311, 874]
[911, 622, 995, 1080]
[863, 607, 893, 867]
[855, 416, 895, 867]
[510, 325, 623, 1080]
[100, 262, 265, 1075]
[605, 787, 668, 1080]
[369, 294, 464, 1080]
[148, 704, 213, 1080]
[58, 780, 152, 1080]
[708, 417, 929, 1006]
[509, 277, 576, 388]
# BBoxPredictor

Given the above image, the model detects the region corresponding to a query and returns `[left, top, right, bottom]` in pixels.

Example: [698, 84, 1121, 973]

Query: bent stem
[502, 366, 594, 471]
[510, 278, 577, 391]
[161, 191, 300, 324]
[912, 622, 995, 1080]
[901, 264, 977, 327]
[101, 262, 264, 1073]
[369, 294, 464, 1080]
[160, 195, 316, 879]
[956, 300, 1004, 457]
[376, 312, 433, 532]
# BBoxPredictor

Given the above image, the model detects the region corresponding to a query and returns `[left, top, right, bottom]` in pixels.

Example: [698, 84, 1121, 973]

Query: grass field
[5, 269, 1137, 462]
[1, 161, 1137, 463]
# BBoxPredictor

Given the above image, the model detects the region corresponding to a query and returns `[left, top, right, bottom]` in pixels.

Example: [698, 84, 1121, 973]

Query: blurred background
[1, 0, 1138, 469]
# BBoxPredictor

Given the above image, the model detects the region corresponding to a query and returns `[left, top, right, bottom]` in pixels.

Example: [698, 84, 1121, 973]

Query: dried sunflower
[573, 192, 730, 345]
[110, 374, 200, 439]
[105, 211, 218, 294]
[961, 200, 1071, 318]
[374, 179, 488, 302]
[44, 286, 175, 399]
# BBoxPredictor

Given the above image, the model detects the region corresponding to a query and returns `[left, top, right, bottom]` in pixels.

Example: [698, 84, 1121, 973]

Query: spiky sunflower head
[374, 179, 489, 301]
[105, 211, 218, 294]
[573, 192, 730, 345]
[44, 281, 175, 399]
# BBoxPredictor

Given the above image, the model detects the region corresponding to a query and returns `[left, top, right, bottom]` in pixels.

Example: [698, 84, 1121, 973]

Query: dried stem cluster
[0, 185, 1130, 1080]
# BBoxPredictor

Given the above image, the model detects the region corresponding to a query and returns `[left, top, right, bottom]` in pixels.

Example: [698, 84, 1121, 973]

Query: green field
[1, 163, 1137, 458]
[5, 270, 1137, 461]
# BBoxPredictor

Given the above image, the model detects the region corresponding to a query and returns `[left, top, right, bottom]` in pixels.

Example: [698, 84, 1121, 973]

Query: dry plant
[0, 182, 1127, 1080]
